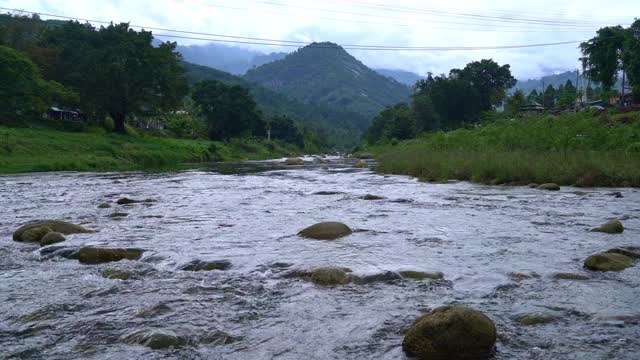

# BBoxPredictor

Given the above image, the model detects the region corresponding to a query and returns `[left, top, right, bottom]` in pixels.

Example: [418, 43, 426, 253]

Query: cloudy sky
[3, 0, 638, 79]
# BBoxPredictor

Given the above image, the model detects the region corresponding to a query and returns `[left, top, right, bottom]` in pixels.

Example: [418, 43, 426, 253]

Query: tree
[365, 103, 416, 144]
[543, 85, 556, 109]
[268, 115, 304, 147]
[527, 89, 541, 104]
[580, 26, 626, 90]
[42, 22, 188, 132]
[505, 90, 526, 114]
[450, 59, 516, 111]
[0, 45, 76, 121]
[623, 19, 640, 101]
[192, 79, 264, 140]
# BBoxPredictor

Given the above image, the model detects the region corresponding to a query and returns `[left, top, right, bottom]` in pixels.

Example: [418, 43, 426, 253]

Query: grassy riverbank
[370, 111, 640, 187]
[0, 125, 298, 174]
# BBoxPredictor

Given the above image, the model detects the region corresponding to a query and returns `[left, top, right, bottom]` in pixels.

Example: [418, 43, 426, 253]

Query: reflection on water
[0, 158, 639, 359]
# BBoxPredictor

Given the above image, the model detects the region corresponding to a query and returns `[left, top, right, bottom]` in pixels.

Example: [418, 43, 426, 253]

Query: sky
[2, 0, 639, 79]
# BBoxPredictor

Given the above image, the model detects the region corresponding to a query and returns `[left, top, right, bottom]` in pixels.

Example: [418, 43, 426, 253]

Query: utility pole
[621, 70, 626, 107]
[575, 69, 580, 111]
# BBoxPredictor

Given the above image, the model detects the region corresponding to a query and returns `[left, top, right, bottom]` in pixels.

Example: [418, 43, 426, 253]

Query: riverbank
[0, 125, 299, 174]
[369, 111, 640, 187]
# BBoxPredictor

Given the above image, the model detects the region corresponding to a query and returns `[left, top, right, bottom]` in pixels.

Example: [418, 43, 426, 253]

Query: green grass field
[370, 111, 640, 187]
[0, 125, 298, 174]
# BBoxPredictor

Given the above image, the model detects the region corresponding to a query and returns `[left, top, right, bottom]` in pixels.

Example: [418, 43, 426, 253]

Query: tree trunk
[112, 113, 126, 134]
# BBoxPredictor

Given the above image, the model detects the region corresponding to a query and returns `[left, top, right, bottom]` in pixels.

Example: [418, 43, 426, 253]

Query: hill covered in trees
[245, 42, 412, 126]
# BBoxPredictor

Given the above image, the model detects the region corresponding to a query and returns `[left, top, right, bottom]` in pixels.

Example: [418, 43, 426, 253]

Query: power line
[1, 7, 585, 51]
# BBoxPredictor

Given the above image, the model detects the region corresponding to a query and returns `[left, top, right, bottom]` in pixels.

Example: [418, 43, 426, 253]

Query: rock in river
[352, 271, 402, 285]
[78, 247, 144, 264]
[98, 202, 111, 209]
[354, 160, 368, 168]
[117, 197, 138, 205]
[102, 269, 132, 280]
[361, 194, 385, 200]
[310, 267, 351, 286]
[515, 313, 557, 326]
[537, 183, 560, 191]
[399, 271, 444, 280]
[403, 305, 497, 359]
[584, 253, 633, 271]
[13, 220, 93, 242]
[591, 219, 624, 234]
[178, 260, 232, 271]
[298, 222, 352, 240]
[21, 226, 52, 242]
[121, 329, 187, 349]
[606, 246, 640, 259]
[553, 273, 590, 281]
[40, 232, 66, 247]
[285, 158, 304, 166]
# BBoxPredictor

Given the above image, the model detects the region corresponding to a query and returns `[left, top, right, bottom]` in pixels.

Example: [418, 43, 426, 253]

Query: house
[519, 101, 545, 115]
[46, 107, 86, 121]
[609, 92, 634, 106]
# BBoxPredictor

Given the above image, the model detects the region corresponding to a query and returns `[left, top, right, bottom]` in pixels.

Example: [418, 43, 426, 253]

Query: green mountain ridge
[244, 42, 412, 122]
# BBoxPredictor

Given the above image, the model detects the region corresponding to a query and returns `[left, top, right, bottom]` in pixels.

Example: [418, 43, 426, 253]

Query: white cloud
[3, 0, 638, 79]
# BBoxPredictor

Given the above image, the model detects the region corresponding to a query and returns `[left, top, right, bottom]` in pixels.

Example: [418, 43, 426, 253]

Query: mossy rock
[310, 267, 351, 286]
[40, 232, 66, 247]
[515, 313, 557, 326]
[352, 271, 402, 285]
[285, 158, 304, 166]
[102, 269, 132, 280]
[298, 222, 352, 240]
[402, 305, 497, 359]
[78, 247, 144, 264]
[399, 271, 444, 280]
[109, 212, 129, 219]
[584, 253, 633, 271]
[354, 160, 368, 168]
[527, 183, 539, 188]
[591, 220, 624, 234]
[121, 329, 187, 349]
[178, 260, 232, 271]
[537, 183, 560, 191]
[13, 220, 93, 242]
[606, 247, 640, 259]
[21, 226, 53, 242]
[98, 203, 111, 209]
[552, 273, 590, 281]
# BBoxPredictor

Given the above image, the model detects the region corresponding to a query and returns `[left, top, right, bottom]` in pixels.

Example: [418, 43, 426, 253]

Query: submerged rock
[310, 267, 351, 286]
[607, 191, 624, 198]
[178, 260, 232, 272]
[78, 247, 144, 264]
[121, 329, 187, 349]
[553, 273, 590, 281]
[40, 232, 66, 247]
[108, 212, 129, 218]
[537, 183, 560, 191]
[313, 191, 343, 196]
[354, 160, 368, 168]
[361, 194, 385, 200]
[285, 158, 304, 166]
[13, 220, 93, 242]
[528, 183, 539, 188]
[515, 313, 557, 326]
[399, 271, 444, 280]
[137, 304, 172, 318]
[352, 271, 402, 285]
[98, 203, 111, 209]
[298, 222, 352, 240]
[606, 246, 640, 259]
[591, 220, 624, 234]
[198, 330, 240, 346]
[102, 269, 132, 280]
[584, 253, 633, 271]
[40, 246, 81, 260]
[116, 197, 138, 205]
[403, 306, 497, 359]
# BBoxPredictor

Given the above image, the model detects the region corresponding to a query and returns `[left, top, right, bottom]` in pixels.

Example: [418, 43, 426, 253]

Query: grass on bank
[0, 125, 299, 174]
[370, 111, 640, 187]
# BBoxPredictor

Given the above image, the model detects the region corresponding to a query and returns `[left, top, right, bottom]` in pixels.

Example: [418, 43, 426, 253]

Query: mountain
[244, 42, 412, 125]
[181, 61, 366, 148]
[177, 43, 287, 75]
[375, 68, 424, 86]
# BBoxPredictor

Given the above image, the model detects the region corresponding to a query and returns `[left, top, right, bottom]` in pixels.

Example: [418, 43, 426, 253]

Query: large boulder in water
[402, 305, 497, 359]
[537, 183, 560, 191]
[310, 267, 351, 286]
[298, 222, 352, 240]
[285, 158, 304, 166]
[78, 247, 144, 264]
[354, 160, 368, 168]
[591, 219, 624, 234]
[606, 246, 640, 259]
[584, 253, 633, 271]
[178, 260, 232, 271]
[21, 226, 52, 242]
[13, 220, 93, 242]
[40, 232, 66, 247]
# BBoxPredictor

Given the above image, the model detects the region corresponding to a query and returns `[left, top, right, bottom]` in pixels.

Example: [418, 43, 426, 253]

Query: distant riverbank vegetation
[364, 20, 640, 187]
[0, 14, 330, 173]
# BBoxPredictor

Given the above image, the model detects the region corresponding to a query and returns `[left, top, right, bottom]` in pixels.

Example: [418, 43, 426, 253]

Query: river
[1, 157, 639, 359]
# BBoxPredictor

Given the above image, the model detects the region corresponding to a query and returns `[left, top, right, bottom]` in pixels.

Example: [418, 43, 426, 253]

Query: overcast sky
[3, 0, 638, 79]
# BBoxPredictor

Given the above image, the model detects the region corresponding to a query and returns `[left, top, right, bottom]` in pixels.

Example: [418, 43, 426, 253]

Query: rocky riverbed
[1, 157, 639, 359]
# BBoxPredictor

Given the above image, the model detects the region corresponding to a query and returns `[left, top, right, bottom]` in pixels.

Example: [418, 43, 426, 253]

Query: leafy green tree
[581, 26, 626, 90]
[268, 115, 304, 147]
[0, 45, 76, 121]
[450, 59, 516, 111]
[623, 19, 640, 101]
[527, 89, 542, 104]
[505, 89, 526, 114]
[543, 85, 556, 108]
[429, 75, 482, 128]
[192, 79, 265, 140]
[412, 91, 441, 132]
[365, 103, 416, 144]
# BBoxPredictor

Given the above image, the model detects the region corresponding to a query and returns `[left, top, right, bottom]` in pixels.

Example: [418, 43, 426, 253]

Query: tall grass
[373, 111, 640, 187]
[0, 125, 298, 174]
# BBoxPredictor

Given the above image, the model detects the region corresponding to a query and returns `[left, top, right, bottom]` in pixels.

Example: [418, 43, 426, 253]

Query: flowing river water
[1, 157, 639, 359]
